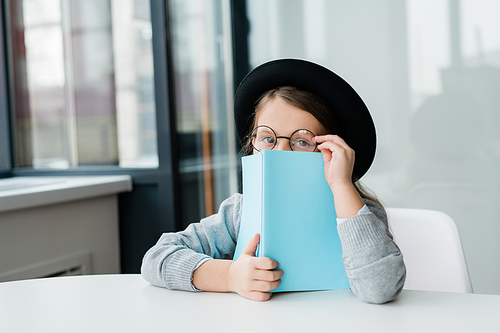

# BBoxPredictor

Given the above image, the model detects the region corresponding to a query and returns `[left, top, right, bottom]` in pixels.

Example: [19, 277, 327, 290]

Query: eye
[293, 139, 313, 148]
[290, 135, 316, 151]
[260, 136, 276, 144]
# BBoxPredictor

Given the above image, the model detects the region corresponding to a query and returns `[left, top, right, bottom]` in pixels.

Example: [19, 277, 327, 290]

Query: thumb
[241, 233, 260, 257]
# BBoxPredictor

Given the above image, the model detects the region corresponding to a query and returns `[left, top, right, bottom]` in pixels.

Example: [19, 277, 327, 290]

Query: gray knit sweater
[141, 193, 406, 304]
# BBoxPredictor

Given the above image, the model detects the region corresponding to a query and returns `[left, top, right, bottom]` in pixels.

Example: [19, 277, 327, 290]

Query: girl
[141, 59, 406, 303]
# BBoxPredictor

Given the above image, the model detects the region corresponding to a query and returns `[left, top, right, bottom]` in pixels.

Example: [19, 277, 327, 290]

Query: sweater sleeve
[337, 200, 406, 304]
[141, 193, 243, 291]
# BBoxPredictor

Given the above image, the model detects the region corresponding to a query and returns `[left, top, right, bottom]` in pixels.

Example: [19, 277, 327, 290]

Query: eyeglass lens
[251, 126, 316, 152]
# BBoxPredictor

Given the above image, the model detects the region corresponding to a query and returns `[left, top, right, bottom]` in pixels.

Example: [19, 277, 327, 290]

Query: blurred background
[0, 0, 499, 295]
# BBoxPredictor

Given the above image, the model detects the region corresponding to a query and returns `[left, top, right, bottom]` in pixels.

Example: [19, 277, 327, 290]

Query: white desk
[0, 274, 499, 332]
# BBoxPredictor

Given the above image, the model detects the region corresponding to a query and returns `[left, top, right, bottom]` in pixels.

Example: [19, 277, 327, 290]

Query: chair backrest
[386, 208, 473, 293]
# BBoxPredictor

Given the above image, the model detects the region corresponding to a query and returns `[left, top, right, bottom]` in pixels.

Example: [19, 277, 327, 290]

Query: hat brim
[234, 58, 376, 179]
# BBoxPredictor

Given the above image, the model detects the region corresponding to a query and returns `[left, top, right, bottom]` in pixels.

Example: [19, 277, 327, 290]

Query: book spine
[258, 151, 265, 257]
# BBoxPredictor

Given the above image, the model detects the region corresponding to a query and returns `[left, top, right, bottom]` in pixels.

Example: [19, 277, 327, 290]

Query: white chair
[386, 208, 473, 293]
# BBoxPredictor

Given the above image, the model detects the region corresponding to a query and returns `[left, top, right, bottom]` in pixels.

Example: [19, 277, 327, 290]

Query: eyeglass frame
[246, 125, 319, 152]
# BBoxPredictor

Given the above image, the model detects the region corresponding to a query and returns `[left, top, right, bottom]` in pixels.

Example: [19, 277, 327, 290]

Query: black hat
[234, 58, 376, 179]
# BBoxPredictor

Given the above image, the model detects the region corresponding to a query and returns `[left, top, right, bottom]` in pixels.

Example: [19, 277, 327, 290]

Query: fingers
[234, 268, 283, 302]
[251, 279, 283, 293]
[316, 136, 355, 162]
[315, 135, 350, 156]
[254, 268, 284, 282]
[248, 267, 283, 293]
[318, 144, 332, 165]
[317, 140, 354, 157]
[246, 291, 272, 302]
[239, 287, 278, 302]
[241, 233, 260, 256]
[315, 134, 356, 186]
[253, 256, 280, 270]
[230, 257, 283, 301]
[315, 134, 350, 150]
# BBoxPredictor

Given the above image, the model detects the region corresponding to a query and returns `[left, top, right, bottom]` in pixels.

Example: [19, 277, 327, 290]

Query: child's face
[255, 98, 325, 152]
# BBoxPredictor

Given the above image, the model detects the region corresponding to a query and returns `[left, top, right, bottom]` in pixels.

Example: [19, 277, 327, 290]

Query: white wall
[247, 0, 500, 294]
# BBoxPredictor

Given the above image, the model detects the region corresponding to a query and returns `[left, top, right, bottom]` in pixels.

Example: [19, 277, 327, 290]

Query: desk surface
[0, 274, 499, 332]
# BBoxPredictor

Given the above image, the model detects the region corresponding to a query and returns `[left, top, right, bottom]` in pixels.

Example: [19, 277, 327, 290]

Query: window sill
[0, 176, 132, 213]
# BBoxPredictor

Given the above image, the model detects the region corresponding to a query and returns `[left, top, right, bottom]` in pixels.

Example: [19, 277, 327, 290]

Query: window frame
[0, 0, 12, 178]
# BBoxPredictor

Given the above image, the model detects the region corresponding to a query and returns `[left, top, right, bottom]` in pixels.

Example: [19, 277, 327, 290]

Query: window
[6, 0, 157, 169]
[169, 0, 238, 228]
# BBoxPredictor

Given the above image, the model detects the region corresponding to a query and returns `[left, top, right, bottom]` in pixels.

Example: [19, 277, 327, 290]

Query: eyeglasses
[247, 125, 318, 152]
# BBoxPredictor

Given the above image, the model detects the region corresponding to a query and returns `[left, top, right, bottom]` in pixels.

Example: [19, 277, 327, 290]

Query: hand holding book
[228, 233, 283, 301]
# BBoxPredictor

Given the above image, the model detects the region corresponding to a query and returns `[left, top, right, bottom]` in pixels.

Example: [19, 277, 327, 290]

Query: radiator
[0, 251, 92, 283]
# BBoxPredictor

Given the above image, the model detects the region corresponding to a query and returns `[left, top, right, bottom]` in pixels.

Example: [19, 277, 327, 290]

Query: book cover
[233, 150, 350, 292]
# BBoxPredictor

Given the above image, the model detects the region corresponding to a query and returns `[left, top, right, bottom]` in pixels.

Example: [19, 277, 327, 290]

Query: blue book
[233, 150, 350, 292]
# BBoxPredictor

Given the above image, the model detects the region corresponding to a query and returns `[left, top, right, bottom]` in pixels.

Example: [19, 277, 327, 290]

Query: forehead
[256, 98, 325, 135]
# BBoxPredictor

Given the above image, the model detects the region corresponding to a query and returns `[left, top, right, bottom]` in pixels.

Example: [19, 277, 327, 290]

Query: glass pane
[8, 0, 157, 169]
[111, 0, 158, 168]
[169, 0, 238, 228]
[247, 0, 500, 295]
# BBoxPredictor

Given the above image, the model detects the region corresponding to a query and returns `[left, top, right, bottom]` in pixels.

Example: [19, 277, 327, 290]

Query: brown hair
[242, 86, 383, 207]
